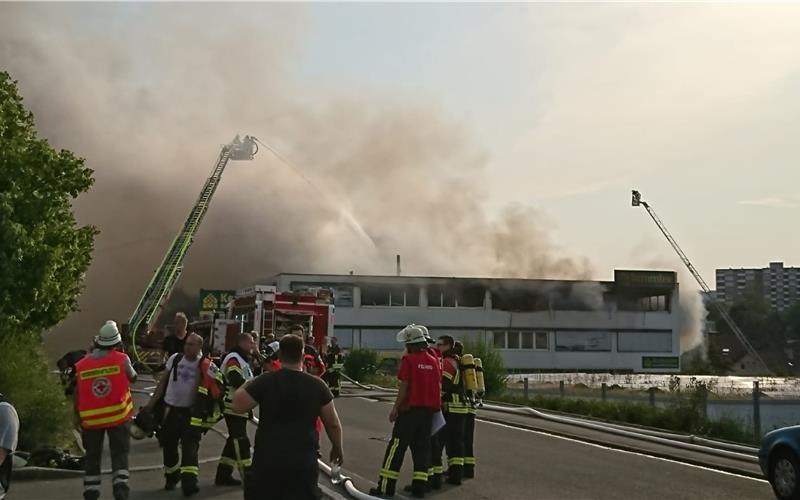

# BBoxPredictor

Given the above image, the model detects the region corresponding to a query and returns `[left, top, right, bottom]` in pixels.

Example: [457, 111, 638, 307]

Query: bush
[498, 389, 755, 444]
[344, 348, 379, 382]
[0, 333, 73, 451]
[462, 339, 507, 397]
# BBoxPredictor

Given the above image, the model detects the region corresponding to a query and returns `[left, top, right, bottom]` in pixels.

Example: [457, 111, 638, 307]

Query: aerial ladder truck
[631, 189, 771, 374]
[126, 135, 258, 368]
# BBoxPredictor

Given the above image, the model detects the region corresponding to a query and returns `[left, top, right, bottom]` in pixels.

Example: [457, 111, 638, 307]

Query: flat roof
[275, 269, 678, 287]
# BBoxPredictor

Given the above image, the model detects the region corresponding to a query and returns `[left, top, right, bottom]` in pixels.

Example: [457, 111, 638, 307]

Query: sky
[3, 2, 800, 354]
[298, 2, 800, 282]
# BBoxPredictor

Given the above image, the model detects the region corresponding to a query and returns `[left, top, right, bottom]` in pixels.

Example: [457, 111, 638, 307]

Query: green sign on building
[199, 289, 235, 312]
[615, 270, 677, 289]
[642, 356, 680, 370]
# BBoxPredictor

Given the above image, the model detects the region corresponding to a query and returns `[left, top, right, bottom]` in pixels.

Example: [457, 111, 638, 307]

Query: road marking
[355, 397, 380, 402]
[478, 419, 770, 484]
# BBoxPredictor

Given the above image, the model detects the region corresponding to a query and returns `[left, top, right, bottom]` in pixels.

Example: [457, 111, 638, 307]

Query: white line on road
[478, 419, 769, 484]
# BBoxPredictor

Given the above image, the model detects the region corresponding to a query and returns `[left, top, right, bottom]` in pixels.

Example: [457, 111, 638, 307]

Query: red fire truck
[207, 285, 335, 355]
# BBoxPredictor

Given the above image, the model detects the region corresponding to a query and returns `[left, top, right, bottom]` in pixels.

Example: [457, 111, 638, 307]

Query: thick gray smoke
[0, 4, 594, 358]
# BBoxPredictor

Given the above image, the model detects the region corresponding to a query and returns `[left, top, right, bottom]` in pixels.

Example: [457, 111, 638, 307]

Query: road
[11, 386, 774, 499]
[320, 396, 774, 500]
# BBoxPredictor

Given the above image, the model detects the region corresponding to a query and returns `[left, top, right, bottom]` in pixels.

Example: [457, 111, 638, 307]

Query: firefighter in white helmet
[370, 325, 441, 498]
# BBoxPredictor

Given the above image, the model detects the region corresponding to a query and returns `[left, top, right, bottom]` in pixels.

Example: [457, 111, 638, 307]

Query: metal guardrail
[479, 403, 758, 463]
[341, 377, 759, 463]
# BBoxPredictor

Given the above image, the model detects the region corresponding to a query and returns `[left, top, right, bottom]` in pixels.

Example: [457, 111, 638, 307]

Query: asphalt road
[11, 384, 775, 500]
[320, 396, 775, 500]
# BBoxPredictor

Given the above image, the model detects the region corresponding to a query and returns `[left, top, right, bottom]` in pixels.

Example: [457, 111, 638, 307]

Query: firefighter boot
[464, 463, 475, 479]
[445, 465, 463, 485]
[428, 473, 442, 490]
[402, 481, 428, 498]
[215, 466, 242, 487]
[182, 476, 199, 497]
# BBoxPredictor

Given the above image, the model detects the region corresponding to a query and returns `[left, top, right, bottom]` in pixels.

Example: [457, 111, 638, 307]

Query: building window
[555, 331, 612, 352]
[428, 284, 484, 308]
[493, 330, 549, 350]
[507, 331, 520, 349]
[361, 285, 390, 306]
[332, 287, 354, 307]
[535, 331, 549, 350]
[617, 331, 672, 352]
[618, 294, 669, 312]
[493, 331, 506, 349]
[521, 331, 534, 349]
[360, 284, 419, 307]
[456, 285, 485, 308]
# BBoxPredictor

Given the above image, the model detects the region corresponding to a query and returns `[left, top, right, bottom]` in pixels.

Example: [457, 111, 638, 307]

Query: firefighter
[215, 331, 257, 487]
[431, 335, 467, 487]
[369, 325, 441, 499]
[324, 337, 344, 398]
[453, 341, 478, 479]
[145, 333, 223, 497]
[74, 321, 137, 500]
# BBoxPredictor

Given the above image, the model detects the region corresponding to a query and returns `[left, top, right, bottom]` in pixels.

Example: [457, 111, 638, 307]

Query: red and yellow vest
[76, 351, 133, 430]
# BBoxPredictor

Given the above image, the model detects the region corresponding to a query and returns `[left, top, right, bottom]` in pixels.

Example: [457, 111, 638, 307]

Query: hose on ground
[249, 415, 384, 500]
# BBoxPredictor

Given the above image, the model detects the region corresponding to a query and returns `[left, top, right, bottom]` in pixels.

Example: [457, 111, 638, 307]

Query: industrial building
[273, 269, 682, 373]
[716, 262, 800, 311]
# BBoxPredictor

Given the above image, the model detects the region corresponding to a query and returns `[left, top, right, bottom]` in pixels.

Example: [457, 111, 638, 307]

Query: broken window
[456, 285, 485, 308]
[491, 288, 549, 312]
[360, 285, 390, 306]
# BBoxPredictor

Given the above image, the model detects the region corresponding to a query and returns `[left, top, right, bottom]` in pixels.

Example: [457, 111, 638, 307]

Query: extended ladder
[632, 190, 771, 374]
[128, 135, 257, 365]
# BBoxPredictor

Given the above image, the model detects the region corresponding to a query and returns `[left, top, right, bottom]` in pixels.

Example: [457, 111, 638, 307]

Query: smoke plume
[0, 4, 593, 358]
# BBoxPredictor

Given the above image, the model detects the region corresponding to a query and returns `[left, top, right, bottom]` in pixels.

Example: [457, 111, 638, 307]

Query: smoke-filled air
[0, 4, 596, 357]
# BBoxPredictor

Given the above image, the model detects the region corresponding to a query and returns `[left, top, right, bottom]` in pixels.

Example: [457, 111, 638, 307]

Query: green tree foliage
[0, 71, 96, 449]
[462, 338, 507, 397]
[0, 334, 73, 450]
[706, 289, 798, 373]
[0, 71, 97, 336]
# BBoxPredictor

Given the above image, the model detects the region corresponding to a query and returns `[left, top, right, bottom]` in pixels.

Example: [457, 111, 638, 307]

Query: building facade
[273, 270, 682, 373]
[715, 262, 800, 311]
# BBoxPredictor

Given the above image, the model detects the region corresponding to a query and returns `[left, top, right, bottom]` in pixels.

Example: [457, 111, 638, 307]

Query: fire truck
[200, 285, 335, 357]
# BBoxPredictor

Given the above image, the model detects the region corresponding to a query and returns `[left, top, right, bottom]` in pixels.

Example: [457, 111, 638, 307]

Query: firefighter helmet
[396, 324, 429, 344]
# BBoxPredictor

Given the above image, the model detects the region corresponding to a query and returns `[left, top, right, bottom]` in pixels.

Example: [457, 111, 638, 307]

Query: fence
[507, 375, 800, 438]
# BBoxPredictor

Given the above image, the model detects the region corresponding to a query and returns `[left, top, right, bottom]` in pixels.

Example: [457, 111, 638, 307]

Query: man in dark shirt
[162, 312, 189, 358]
[232, 335, 344, 500]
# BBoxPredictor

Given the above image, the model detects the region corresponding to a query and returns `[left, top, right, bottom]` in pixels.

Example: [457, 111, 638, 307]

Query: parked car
[760, 425, 800, 499]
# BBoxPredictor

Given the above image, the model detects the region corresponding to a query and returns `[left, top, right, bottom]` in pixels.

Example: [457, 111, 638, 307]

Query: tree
[0, 71, 96, 449]
[0, 71, 97, 336]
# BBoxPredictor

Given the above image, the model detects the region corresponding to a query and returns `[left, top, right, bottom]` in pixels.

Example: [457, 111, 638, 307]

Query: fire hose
[247, 415, 384, 500]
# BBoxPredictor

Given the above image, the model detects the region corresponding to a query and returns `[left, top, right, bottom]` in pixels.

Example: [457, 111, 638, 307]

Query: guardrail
[341, 375, 759, 463]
